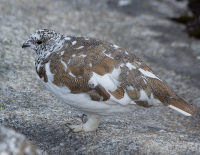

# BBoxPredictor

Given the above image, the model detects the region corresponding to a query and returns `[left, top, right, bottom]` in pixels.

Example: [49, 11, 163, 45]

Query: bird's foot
[67, 124, 84, 133]
[66, 114, 101, 132]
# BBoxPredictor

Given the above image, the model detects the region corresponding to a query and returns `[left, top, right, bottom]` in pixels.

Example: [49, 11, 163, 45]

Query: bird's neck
[35, 50, 49, 61]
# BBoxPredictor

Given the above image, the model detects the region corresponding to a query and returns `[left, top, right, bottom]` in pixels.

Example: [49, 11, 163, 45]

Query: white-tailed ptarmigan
[22, 29, 199, 132]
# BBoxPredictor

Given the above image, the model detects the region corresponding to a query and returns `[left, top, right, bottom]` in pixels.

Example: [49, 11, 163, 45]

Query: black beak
[22, 43, 30, 48]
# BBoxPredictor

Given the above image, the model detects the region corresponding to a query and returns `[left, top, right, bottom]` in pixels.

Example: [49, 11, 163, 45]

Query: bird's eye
[36, 40, 42, 45]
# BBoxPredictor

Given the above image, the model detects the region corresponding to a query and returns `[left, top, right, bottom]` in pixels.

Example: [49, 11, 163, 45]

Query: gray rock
[0, 125, 45, 155]
[0, 0, 200, 154]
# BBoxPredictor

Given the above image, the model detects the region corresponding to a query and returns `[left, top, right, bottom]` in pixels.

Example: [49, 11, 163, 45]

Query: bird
[22, 29, 199, 132]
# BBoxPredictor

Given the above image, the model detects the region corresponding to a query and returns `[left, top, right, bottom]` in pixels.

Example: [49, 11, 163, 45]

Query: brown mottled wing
[38, 36, 199, 115]
[38, 37, 121, 101]
[119, 57, 199, 115]
[100, 40, 198, 115]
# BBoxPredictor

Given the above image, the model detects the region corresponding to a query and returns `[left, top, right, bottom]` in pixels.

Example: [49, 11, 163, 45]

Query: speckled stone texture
[0, 0, 200, 154]
[0, 126, 45, 155]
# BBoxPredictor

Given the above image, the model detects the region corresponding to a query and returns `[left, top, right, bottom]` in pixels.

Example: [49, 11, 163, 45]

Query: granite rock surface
[0, 0, 200, 154]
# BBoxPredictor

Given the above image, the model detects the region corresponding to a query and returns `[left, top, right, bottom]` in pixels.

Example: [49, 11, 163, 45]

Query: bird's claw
[81, 114, 87, 123]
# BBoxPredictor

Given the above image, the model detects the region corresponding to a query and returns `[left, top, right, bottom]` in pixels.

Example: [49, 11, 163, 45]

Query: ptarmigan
[22, 29, 199, 132]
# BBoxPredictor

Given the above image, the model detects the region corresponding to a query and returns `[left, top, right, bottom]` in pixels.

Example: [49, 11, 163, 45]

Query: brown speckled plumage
[22, 29, 199, 132]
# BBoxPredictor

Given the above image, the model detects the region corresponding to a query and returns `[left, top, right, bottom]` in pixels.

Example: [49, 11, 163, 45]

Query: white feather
[89, 67, 121, 91]
[125, 51, 129, 55]
[89, 72, 117, 91]
[72, 41, 77, 45]
[78, 54, 87, 57]
[65, 37, 71, 40]
[113, 44, 120, 49]
[168, 105, 191, 116]
[75, 46, 84, 49]
[105, 53, 114, 59]
[68, 71, 76, 78]
[60, 59, 68, 72]
[139, 68, 162, 81]
[60, 51, 65, 56]
[109, 90, 132, 106]
[126, 85, 134, 91]
[36, 62, 42, 72]
[126, 62, 136, 70]
[138, 89, 160, 105]
[45, 62, 54, 82]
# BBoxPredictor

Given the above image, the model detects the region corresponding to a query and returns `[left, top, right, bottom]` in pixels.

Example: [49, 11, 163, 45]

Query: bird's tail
[147, 78, 199, 116]
[168, 96, 199, 116]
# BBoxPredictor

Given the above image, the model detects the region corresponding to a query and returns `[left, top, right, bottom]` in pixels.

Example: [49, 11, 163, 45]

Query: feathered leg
[68, 114, 101, 132]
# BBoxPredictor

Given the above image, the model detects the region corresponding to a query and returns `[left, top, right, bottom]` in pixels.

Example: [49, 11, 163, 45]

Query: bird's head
[22, 29, 64, 55]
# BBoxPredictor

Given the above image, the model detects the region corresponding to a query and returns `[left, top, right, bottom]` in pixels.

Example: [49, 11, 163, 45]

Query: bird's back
[35, 35, 199, 116]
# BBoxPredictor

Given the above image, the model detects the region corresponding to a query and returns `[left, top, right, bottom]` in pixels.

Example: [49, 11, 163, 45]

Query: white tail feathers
[168, 105, 192, 116]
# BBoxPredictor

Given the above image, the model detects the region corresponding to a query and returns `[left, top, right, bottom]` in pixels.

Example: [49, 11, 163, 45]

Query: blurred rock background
[0, 0, 200, 154]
